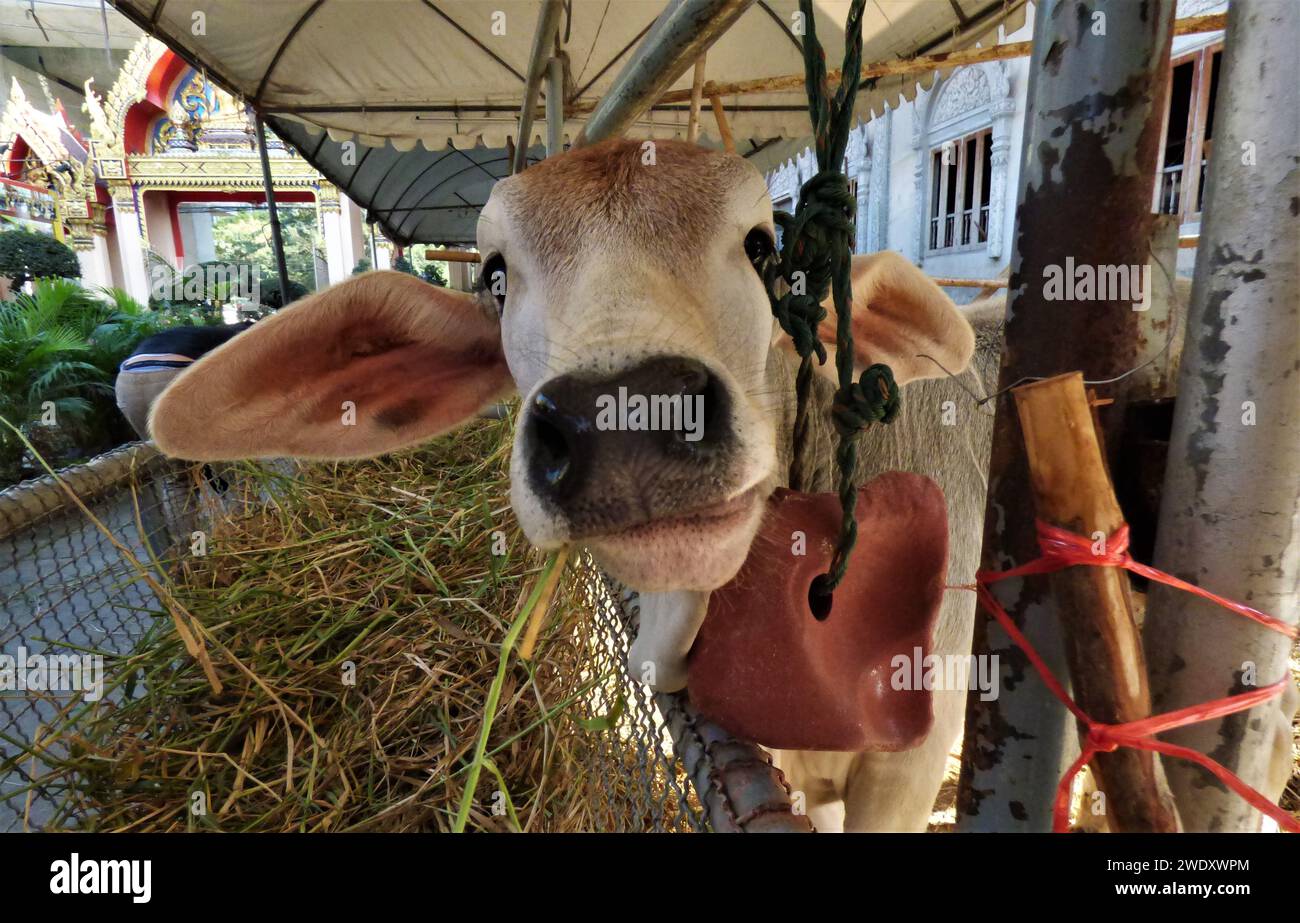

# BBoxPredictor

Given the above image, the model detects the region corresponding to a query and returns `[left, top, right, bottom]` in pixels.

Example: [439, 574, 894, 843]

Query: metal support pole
[253, 111, 292, 305]
[955, 0, 1175, 832]
[575, 0, 755, 147]
[1143, 0, 1300, 832]
[545, 55, 565, 157]
[512, 0, 565, 173]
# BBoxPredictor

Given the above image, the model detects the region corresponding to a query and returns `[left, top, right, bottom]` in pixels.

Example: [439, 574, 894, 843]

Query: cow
[148, 138, 996, 832]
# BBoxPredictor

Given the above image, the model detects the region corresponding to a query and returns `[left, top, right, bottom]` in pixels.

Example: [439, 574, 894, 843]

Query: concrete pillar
[865, 107, 891, 254]
[339, 194, 366, 270]
[322, 208, 346, 284]
[1143, 0, 1300, 833]
[75, 233, 114, 288]
[447, 260, 471, 292]
[986, 90, 1016, 262]
[110, 187, 151, 303]
[190, 209, 216, 264]
[141, 192, 178, 268]
[854, 159, 870, 255]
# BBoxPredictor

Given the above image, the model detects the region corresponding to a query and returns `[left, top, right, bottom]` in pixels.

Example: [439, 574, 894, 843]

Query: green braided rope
[766, 0, 902, 607]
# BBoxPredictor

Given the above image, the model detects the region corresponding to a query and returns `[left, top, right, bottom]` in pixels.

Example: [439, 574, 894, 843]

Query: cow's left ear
[817, 250, 975, 384]
[150, 271, 514, 461]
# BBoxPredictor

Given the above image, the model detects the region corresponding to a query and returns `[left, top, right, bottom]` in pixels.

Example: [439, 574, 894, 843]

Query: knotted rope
[766, 0, 900, 605]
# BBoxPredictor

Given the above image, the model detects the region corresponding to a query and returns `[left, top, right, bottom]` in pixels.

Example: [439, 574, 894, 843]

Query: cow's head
[151, 139, 972, 594]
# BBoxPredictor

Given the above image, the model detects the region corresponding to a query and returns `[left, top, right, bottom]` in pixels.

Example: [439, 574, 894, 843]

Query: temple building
[766, 0, 1225, 292]
[2, 36, 368, 301]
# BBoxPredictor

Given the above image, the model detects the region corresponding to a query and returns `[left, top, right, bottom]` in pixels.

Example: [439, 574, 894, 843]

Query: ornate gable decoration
[931, 65, 992, 128]
[98, 36, 171, 155]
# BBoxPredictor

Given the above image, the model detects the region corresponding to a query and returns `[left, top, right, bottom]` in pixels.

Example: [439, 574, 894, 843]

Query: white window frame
[926, 128, 992, 256]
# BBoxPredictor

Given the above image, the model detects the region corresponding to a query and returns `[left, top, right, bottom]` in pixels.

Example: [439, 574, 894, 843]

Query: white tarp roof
[107, 0, 1028, 244]
[108, 0, 1029, 150]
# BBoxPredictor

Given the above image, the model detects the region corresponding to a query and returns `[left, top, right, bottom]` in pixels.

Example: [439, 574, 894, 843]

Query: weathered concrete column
[109, 185, 151, 303]
[74, 232, 114, 289]
[339, 194, 367, 271]
[1143, 0, 1300, 833]
[956, 0, 1175, 831]
[865, 107, 891, 253]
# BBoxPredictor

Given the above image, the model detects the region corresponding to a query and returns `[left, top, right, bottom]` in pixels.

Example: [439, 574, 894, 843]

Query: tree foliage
[209, 205, 317, 300]
[0, 228, 82, 288]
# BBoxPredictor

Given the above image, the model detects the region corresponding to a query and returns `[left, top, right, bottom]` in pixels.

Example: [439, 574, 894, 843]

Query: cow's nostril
[529, 410, 572, 491]
[671, 364, 728, 449]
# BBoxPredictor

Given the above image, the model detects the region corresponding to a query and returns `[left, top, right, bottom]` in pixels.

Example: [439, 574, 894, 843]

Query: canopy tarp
[271, 119, 544, 244]
[109, 0, 1029, 243]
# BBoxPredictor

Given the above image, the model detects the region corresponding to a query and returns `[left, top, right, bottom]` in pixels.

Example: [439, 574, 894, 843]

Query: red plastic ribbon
[968, 520, 1299, 833]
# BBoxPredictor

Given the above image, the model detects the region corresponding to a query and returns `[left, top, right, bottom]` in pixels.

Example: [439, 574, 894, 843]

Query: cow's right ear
[150, 271, 513, 461]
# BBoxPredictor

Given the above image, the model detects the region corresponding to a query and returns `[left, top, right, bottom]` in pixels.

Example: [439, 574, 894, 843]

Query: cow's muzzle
[521, 354, 736, 537]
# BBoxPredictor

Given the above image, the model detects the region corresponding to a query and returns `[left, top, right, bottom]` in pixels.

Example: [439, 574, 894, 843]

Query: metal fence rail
[0, 444, 804, 833]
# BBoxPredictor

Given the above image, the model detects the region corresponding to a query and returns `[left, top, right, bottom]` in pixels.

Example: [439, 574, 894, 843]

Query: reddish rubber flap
[687, 472, 949, 752]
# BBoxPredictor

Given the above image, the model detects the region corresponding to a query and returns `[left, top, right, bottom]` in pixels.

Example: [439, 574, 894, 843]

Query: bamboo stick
[1012, 372, 1180, 832]
[931, 277, 1007, 289]
[687, 55, 707, 144]
[567, 12, 1225, 117]
[710, 95, 736, 153]
[423, 249, 483, 263]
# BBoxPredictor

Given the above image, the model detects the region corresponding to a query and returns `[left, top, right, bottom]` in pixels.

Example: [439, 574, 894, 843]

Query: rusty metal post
[956, 0, 1175, 831]
[1143, 0, 1300, 832]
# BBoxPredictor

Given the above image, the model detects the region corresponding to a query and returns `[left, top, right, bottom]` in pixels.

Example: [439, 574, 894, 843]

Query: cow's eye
[481, 254, 507, 313]
[744, 228, 774, 273]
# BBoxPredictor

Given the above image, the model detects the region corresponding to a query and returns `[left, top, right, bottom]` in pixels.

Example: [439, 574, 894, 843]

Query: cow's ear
[817, 250, 975, 384]
[150, 271, 513, 461]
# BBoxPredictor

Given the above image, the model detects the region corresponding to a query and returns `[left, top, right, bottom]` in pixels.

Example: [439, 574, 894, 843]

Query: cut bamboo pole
[710, 95, 736, 153]
[423, 248, 483, 263]
[687, 54, 707, 144]
[931, 277, 1007, 289]
[567, 12, 1225, 118]
[1012, 371, 1181, 833]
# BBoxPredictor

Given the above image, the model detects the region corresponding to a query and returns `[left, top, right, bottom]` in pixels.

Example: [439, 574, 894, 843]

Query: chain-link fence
[0, 445, 192, 831]
[1, 443, 805, 833]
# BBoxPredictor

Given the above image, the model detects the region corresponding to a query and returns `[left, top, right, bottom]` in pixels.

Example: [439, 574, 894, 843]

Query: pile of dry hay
[36, 415, 666, 832]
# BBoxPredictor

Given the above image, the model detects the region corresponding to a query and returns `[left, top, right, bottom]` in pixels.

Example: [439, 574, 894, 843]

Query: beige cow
[150, 139, 993, 832]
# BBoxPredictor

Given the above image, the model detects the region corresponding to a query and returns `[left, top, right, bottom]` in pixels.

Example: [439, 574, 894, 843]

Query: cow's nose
[524, 356, 730, 514]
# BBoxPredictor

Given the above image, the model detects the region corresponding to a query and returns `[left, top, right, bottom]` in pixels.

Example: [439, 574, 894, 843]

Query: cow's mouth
[582, 486, 766, 592]
[595, 486, 762, 541]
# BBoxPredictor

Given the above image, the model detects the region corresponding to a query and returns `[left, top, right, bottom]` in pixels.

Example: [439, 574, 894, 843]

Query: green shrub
[0, 279, 168, 484]
[421, 262, 447, 287]
[0, 228, 82, 289]
[259, 276, 308, 309]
